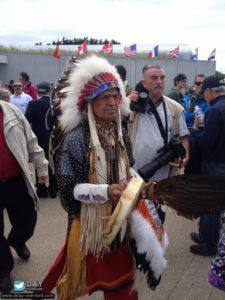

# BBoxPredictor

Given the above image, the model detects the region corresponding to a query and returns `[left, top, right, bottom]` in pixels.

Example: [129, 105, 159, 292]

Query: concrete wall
[0, 52, 216, 95]
[0, 54, 8, 64]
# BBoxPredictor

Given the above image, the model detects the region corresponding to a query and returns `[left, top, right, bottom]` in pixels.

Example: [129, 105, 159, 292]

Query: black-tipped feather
[154, 175, 225, 220]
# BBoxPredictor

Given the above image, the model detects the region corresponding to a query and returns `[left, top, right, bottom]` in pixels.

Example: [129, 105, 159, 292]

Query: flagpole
[58, 58, 61, 78]
[112, 43, 114, 65]
[134, 56, 136, 86]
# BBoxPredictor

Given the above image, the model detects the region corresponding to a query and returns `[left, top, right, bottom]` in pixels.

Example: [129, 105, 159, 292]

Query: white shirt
[10, 92, 32, 114]
[133, 100, 189, 181]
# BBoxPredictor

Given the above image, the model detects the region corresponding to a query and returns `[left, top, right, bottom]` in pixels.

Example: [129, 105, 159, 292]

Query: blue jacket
[190, 95, 225, 161]
[182, 93, 209, 127]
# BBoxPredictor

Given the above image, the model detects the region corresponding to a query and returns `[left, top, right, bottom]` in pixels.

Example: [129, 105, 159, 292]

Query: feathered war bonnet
[57, 56, 132, 257]
[59, 55, 131, 133]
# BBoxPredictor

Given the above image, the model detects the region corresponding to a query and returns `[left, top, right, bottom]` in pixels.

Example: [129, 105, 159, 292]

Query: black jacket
[190, 95, 225, 161]
[25, 96, 58, 155]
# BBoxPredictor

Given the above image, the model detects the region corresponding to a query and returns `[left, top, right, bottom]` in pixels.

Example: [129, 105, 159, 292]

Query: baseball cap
[201, 75, 225, 93]
[37, 82, 51, 93]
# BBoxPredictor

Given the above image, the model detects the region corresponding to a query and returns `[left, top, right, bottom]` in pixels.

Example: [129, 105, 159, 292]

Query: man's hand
[169, 135, 190, 168]
[185, 83, 190, 94]
[108, 184, 123, 203]
[128, 91, 139, 102]
[38, 175, 48, 184]
[169, 156, 189, 168]
[193, 115, 200, 129]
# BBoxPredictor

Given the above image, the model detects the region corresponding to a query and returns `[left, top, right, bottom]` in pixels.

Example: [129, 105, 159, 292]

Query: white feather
[130, 210, 168, 280]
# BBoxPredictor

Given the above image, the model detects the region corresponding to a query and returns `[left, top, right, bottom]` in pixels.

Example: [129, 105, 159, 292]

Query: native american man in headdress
[40, 56, 225, 300]
[40, 56, 170, 300]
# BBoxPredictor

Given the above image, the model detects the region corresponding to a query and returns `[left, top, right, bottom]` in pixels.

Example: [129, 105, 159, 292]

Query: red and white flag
[208, 49, 216, 61]
[102, 43, 112, 54]
[78, 40, 87, 56]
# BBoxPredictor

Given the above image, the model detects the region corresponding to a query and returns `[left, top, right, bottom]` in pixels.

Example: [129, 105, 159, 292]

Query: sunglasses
[14, 85, 22, 88]
[195, 82, 203, 86]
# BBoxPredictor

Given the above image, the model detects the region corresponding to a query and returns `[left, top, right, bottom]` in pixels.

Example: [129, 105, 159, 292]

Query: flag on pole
[169, 46, 179, 58]
[192, 48, 198, 60]
[102, 43, 113, 54]
[208, 49, 216, 61]
[53, 44, 60, 59]
[78, 40, 87, 56]
[148, 45, 159, 59]
[124, 44, 136, 57]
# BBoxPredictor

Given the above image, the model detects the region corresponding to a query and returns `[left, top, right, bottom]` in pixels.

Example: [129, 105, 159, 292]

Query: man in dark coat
[25, 82, 58, 198]
[189, 75, 225, 255]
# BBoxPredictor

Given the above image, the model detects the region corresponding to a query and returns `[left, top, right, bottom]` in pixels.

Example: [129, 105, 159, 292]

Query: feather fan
[150, 174, 225, 220]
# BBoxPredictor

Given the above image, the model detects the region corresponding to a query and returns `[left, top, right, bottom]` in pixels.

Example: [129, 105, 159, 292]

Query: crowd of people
[0, 58, 225, 297]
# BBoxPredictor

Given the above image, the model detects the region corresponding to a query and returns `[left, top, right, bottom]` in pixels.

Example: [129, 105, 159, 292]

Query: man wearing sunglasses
[182, 74, 209, 129]
[10, 81, 32, 115]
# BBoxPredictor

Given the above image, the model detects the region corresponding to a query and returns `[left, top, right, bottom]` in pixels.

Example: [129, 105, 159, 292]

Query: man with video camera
[128, 65, 190, 222]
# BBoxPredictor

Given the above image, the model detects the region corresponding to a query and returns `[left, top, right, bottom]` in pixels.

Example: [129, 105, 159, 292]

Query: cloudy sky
[1, 0, 225, 72]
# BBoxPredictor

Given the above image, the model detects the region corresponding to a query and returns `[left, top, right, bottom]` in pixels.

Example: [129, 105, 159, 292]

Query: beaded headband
[77, 72, 119, 110]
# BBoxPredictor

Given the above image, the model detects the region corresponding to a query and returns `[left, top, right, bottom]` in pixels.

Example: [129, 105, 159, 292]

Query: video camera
[138, 139, 186, 182]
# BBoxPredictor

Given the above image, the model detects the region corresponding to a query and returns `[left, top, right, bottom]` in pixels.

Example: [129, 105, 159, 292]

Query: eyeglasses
[13, 85, 22, 88]
[195, 82, 203, 86]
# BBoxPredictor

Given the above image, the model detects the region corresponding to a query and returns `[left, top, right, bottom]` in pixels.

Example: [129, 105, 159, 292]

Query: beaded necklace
[96, 122, 120, 184]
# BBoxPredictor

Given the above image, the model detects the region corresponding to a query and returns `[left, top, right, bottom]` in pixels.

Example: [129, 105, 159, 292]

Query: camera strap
[148, 97, 168, 147]
[189, 94, 197, 113]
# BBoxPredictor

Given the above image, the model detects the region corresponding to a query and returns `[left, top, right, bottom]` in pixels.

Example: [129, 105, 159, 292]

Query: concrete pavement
[4, 196, 225, 300]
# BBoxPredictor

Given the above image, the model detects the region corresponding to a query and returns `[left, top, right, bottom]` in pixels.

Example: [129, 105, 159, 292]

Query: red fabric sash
[39, 240, 135, 296]
[40, 237, 68, 293]
[86, 244, 135, 294]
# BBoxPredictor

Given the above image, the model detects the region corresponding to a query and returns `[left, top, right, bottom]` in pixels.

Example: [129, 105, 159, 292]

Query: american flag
[124, 44, 136, 57]
[169, 46, 179, 58]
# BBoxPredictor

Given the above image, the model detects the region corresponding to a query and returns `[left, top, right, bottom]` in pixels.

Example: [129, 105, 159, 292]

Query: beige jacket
[127, 96, 185, 177]
[0, 101, 48, 210]
[128, 96, 184, 149]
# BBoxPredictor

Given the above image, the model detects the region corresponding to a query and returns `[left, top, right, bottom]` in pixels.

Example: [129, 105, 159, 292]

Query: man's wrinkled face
[142, 68, 165, 99]
[92, 88, 120, 126]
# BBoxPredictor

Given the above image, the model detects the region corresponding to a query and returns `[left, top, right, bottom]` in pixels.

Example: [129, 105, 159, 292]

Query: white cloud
[1, 0, 225, 71]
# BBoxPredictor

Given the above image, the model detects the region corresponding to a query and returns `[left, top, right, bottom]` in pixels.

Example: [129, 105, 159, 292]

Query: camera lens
[138, 150, 175, 181]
